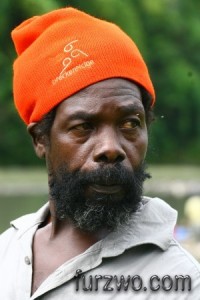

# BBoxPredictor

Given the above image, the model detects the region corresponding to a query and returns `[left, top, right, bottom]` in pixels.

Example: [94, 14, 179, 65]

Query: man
[0, 7, 199, 299]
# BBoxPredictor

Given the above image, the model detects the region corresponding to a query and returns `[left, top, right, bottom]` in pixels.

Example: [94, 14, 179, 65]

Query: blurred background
[0, 0, 200, 259]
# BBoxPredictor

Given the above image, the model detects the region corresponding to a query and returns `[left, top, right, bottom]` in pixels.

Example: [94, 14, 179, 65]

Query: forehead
[56, 78, 143, 117]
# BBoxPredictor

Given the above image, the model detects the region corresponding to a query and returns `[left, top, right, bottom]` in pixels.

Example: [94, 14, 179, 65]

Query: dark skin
[28, 78, 148, 294]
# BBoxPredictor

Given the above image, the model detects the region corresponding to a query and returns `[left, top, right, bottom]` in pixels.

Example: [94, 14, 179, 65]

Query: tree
[0, 0, 199, 165]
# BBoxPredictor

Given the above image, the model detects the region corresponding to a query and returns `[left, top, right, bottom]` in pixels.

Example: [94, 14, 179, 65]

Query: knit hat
[11, 7, 155, 125]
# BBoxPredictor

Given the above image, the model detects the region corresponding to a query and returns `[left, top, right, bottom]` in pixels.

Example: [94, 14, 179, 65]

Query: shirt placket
[16, 225, 38, 300]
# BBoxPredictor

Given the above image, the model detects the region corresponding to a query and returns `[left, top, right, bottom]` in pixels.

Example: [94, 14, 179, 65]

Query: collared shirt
[0, 197, 200, 299]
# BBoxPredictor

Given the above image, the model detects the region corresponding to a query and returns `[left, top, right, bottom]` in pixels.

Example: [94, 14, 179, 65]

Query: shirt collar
[10, 196, 177, 251]
[101, 196, 177, 256]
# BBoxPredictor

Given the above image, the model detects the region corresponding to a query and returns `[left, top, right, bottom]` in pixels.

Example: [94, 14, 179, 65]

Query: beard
[49, 162, 150, 233]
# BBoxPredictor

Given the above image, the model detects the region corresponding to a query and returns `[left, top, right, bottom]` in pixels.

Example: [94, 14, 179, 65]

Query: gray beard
[49, 162, 150, 233]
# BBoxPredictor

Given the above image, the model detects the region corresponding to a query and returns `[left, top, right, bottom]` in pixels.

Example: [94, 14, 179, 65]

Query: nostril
[96, 154, 109, 163]
[115, 155, 125, 163]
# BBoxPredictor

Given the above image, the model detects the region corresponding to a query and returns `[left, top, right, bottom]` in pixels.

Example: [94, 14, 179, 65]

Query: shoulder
[0, 226, 17, 243]
[0, 203, 49, 256]
[168, 238, 200, 276]
[0, 227, 18, 258]
[0, 212, 34, 249]
[109, 196, 200, 295]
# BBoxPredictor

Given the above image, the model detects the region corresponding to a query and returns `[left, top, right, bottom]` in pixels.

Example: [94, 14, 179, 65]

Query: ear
[27, 123, 47, 159]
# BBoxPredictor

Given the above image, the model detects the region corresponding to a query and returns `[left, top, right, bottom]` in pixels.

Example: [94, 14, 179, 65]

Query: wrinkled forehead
[56, 78, 143, 116]
[79, 78, 142, 98]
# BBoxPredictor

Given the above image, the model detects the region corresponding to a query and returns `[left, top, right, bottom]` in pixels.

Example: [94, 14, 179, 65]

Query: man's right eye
[72, 123, 93, 131]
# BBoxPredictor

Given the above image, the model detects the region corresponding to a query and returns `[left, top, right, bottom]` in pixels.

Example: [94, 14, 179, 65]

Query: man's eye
[73, 123, 93, 131]
[120, 119, 140, 129]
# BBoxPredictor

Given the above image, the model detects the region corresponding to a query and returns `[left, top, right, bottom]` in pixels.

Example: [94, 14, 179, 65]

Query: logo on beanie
[52, 40, 94, 85]
[60, 40, 88, 75]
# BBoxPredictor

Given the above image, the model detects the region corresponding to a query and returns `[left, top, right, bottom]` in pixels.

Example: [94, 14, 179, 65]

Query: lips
[90, 184, 123, 194]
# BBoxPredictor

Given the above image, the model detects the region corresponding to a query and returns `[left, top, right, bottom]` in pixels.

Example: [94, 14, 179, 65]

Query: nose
[93, 128, 126, 164]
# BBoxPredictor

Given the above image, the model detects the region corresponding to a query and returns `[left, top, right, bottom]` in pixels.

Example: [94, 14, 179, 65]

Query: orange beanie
[11, 7, 155, 125]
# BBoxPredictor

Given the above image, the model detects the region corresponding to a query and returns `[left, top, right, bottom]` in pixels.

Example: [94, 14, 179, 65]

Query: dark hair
[140, 86, 155, 126]
[32, 87, 154, 142]
[31, 106, 57, 144]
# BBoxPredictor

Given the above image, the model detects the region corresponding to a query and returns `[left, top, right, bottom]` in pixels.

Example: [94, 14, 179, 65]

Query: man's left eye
[120, 119, 140, 129]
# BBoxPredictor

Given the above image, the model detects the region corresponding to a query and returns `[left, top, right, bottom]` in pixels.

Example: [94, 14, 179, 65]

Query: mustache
[50, 162, 150, 188]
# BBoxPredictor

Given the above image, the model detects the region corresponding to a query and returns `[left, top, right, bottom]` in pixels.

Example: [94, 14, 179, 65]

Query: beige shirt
[0, 197, 200, 299]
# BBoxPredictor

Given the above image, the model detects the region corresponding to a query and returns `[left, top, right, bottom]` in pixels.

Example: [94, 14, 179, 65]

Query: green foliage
[0, 0, 199, 165]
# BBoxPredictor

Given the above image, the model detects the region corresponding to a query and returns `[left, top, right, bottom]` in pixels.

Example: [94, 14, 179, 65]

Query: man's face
[46, 78, 149, 232]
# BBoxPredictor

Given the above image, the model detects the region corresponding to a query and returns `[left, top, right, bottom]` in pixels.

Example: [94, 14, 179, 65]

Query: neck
[44, 200, 111, 245]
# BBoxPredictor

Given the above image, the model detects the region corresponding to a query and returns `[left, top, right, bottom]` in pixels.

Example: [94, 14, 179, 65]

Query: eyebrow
[66, 104, 145, 122]
[118, 104, 145, 115]
[66, 111, 95, 122]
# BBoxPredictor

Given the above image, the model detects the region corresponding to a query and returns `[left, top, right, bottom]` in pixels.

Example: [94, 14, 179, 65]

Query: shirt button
[24, 256, 31, 265]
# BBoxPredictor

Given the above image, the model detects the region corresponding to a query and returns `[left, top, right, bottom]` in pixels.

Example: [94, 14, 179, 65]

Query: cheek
[126, 131, 148, 166]
[68, 146, 92, 170]
[139, 131, 148, 158]
[47, 135, 93, 171]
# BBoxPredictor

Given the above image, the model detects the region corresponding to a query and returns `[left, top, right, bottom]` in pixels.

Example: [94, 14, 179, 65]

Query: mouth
[90, 184, 123, 194]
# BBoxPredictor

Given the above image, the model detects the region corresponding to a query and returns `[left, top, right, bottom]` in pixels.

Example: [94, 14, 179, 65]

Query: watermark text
[74, 269, 192, 293]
